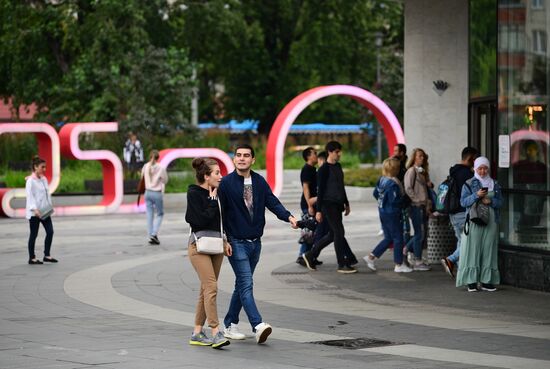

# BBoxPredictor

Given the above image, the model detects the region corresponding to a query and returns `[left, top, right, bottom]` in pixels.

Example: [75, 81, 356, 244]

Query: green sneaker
[189, 331, 212, 346]
[211, 331, 230, 349]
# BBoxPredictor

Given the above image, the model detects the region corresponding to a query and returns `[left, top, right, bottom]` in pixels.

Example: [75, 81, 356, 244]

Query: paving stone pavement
[1, 195, 550, 369]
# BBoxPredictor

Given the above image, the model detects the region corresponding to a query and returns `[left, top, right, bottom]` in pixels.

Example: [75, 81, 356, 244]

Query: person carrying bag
[25, 156, 57, 265]
[456, 157, 502, 292]
[185, 157, 232, 349]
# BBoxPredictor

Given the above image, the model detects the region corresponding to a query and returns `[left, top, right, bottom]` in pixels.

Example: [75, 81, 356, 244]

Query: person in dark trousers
[441, 147, 478, 278]
[296, 147, 318, 266]
[393, 143, 408, 183]
[123, 132, 144, 178]
[219, 144, 298, 344]
[392, 143, 410, 242]
[312, 151, 329, 246]
[25, 156, 57, 264]
[186, 157, 231, 349]
[303, 141, 358, 274]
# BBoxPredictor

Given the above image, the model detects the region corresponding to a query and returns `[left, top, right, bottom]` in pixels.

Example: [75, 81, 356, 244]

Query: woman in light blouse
[141, 150, 168, 245]
[25, 156, 56, 265]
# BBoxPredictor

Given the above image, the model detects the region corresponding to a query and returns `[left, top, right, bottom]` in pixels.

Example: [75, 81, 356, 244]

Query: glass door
[469, 100, 498, 173]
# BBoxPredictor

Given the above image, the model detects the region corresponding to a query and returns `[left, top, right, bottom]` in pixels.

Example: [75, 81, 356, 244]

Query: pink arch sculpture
[266, 85, 405, 196]
[158, 148, 234, 176]
[58, 122, 124, 215]
[0, 123, 61, 217]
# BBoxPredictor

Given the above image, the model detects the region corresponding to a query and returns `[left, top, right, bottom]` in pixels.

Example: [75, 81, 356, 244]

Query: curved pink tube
[0, 123, 61, 217]
[58, 122, 124, 216]
[266, 85, 405, 196]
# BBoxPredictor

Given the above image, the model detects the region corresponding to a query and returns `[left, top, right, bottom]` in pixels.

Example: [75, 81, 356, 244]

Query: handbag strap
[39, 178, 52, 207]
[216, 197, 224, 239]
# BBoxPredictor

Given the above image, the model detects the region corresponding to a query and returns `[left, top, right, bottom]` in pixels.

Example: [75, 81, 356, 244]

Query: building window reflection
[495, 0, 549, 251]
[532, 30, 547, 54]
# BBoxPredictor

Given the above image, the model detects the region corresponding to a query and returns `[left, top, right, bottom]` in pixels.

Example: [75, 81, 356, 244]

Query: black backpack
[436, 173, 462, 214]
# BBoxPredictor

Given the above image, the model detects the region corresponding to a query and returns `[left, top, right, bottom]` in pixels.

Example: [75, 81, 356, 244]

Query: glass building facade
[469, 0, 549, 289]
[497, 0, 549, 252]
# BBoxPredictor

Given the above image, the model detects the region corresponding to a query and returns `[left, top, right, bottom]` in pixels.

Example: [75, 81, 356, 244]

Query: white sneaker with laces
[254, 322, 272, 344]
[223, 323, 246, 340]
[363, 255, 377, 271]
[394, 264, 413, 273]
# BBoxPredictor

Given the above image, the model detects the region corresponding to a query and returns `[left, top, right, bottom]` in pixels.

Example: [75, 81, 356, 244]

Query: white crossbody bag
[38, 180, 54, 219]
[192, 198, 225, 255]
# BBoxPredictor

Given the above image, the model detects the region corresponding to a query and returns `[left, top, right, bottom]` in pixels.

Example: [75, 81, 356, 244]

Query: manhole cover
[312, 337, 397, 350]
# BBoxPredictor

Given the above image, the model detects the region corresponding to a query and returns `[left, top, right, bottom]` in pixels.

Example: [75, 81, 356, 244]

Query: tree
[0, 0, 195, 135]
[178, 0, 403, 134]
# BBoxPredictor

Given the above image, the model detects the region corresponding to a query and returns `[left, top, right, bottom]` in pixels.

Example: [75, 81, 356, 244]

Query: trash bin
[426, 215, 456, 264]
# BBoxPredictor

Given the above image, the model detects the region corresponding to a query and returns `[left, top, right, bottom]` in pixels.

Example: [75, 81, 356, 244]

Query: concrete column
[404, 0, 469, 185]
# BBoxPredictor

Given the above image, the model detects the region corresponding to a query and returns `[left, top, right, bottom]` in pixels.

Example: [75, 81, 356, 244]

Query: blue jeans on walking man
[448, 211, 467, 264]
[224, 238, 263, 331]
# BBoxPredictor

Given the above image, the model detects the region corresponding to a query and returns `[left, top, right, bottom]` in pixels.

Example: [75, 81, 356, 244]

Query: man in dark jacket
[219, 144, 297, 345]
[303, 141, 357, 274]
[441, 146, 478, 278]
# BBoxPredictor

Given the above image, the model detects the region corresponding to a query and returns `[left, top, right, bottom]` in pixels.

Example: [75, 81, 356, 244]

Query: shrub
[344, 167, 381, 187]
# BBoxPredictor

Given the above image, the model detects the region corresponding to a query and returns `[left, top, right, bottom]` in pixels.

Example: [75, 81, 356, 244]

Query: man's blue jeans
[448, 211, 466, 263]
[405, 205, 426, 259]
[224, 238, 263, 331]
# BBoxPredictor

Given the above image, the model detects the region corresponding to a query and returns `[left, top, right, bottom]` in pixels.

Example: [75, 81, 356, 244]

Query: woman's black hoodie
[185, 184, 221, 233]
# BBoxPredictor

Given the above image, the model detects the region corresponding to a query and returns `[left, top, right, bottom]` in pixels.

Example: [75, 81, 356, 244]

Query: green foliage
[165, 173, 194, 193]
[344, 167, 381, 187]
[0, 134, 37, 171]
[469, 0, 497, 98]
[56, 161, 103, 192]
[1, 170, 26, 188]
[180, 0, 403, 133]
[0, 0, 404, 163]
[0, 0, 195, 135]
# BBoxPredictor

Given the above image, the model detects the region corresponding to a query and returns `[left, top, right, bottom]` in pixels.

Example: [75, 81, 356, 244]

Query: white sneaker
[223, 323, 246, 340]
[254, 322, 272, 344]
[377, 229, 384, 236]
[407, 252, 415, 266]
[363, 255, 377, 271]
[394, 264, 413, 273]
[414, 261, 431, 271]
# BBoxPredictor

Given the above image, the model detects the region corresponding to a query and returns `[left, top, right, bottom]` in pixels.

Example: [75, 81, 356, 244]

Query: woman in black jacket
[186, 158, 232, 349]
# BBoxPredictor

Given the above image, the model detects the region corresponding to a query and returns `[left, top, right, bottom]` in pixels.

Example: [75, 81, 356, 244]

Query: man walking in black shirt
[296, 147, 318, 266]
[303, 141, 357, 273]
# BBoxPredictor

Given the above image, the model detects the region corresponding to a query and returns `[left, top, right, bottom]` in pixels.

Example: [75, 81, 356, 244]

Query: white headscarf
[473, 156, 494, 191]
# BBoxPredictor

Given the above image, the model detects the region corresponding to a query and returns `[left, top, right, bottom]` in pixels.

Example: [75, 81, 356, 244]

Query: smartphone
[481, 187, 488, 191]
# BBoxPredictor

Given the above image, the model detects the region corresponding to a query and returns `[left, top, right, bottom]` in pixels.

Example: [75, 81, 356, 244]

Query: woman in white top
[141, 150, 168, 245]
[25, 156, 56, 265]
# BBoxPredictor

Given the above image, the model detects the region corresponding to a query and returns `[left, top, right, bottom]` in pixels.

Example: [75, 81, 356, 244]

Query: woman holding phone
[25, 156, 56, 265]
[186, 158, 232, 349]
[456, 157, 502, 292]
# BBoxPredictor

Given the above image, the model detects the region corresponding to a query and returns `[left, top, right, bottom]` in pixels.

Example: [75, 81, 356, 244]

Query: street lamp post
[375, 32, 383, 163]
